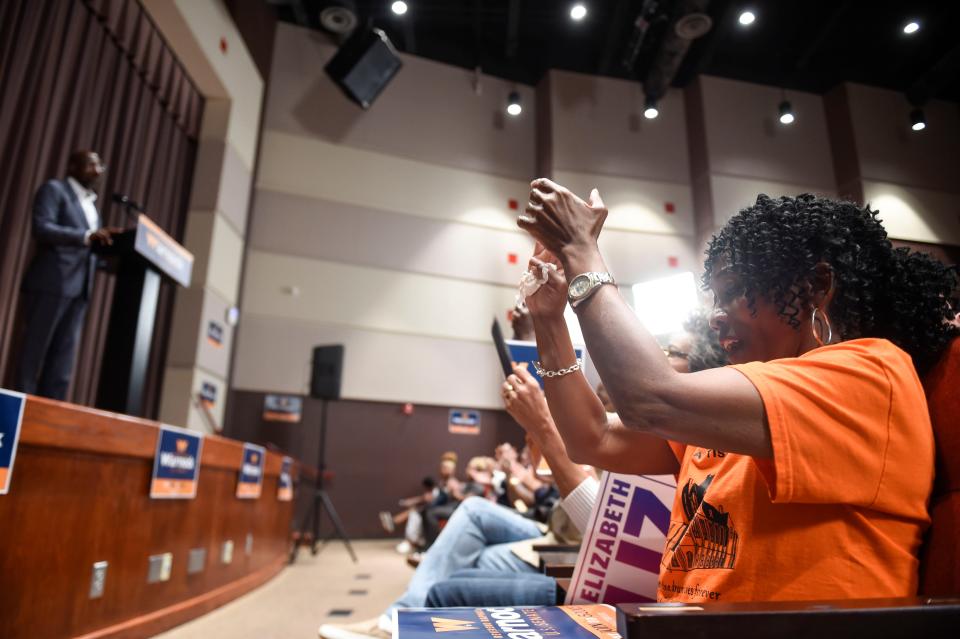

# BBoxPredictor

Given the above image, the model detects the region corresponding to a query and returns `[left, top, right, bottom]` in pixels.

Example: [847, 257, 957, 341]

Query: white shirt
[559, 475, 600, 534]
[67, 176, 99, 243]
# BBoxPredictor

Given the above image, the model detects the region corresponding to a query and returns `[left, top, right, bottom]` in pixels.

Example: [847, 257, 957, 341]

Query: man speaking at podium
[17, 150, 121, 400]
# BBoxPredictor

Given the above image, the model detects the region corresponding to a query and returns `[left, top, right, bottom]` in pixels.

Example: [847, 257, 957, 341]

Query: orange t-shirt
[657, 338, 934, 603]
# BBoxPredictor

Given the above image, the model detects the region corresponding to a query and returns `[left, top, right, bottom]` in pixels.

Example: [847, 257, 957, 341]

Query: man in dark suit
[18, 150, 121, 400]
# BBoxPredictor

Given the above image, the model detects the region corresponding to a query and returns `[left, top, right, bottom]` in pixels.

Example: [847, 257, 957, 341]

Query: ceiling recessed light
[738, 11, 755, 26]
[391, 1, 408, 16]
[903, 21, 920, 35]
[570, 4, 587, 21]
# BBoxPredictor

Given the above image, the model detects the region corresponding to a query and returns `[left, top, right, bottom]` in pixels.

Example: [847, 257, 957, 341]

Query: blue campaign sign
[236, 443, 266, 499]
[150, 424, 204, 499]
[448, 409, 481, 435]
[396, 605, 621, 639]
[506, 340, 585, 388]
[0, 389, 26, 495]
[277, 456, 293, 501]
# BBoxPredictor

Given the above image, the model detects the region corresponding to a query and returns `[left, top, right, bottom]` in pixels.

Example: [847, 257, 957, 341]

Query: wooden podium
[96, 214, 193, 417]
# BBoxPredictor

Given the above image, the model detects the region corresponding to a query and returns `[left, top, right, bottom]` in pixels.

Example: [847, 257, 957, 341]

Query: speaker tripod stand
[289, 398, 357, 564]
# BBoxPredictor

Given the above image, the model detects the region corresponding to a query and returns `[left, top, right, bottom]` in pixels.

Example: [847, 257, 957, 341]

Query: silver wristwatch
[567, 272, 616, 308]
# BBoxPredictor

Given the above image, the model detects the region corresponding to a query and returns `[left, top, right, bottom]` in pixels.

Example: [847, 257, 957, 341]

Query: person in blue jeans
[318, 497, 550, 639]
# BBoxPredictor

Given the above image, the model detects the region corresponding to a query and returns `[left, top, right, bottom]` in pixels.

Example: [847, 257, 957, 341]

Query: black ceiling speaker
[324, 27, 402, 109]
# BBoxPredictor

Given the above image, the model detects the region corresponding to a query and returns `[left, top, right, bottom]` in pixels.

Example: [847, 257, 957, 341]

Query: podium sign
[134, 214, 193, 287]
[236, 443, 266, 499]
[0, 389, 26, 495]
[278, 457, 293, 501]
[150, 425, 204, 499]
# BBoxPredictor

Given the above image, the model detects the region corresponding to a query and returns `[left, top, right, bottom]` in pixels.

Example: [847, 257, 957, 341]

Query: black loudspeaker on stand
[290, 345, 357, 564]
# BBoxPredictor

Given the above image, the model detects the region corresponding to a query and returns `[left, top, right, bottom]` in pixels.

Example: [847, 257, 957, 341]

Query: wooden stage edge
[77, 556, 287, 639]
[0, 396, 297, 638]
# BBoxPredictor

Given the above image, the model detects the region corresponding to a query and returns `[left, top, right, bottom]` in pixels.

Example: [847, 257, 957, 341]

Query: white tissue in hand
[517, 263, 557, 300]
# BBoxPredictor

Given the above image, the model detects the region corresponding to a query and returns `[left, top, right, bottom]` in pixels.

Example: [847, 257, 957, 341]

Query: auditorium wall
[142, 0, 264, 433]
[233, 22, 536, 410]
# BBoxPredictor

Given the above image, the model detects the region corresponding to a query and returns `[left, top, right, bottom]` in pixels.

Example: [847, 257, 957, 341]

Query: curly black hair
[682, 308, 729, 372]
[703, 193, 958, 375]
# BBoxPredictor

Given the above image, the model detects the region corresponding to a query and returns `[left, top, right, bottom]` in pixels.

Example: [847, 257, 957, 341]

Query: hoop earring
[811, 307, 833, 347]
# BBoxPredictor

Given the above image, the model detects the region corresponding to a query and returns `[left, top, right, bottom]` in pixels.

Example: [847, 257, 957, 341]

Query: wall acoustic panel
[709, 174, 838, 229]
[598, 230, 700, 283]
[862, 181, 960, 246]
[552, 170, 695, 236]
[846, 84, 960, 195]
[232, 315, 510, 408]
[699, 76, 835, 189]
[242, 251, 517, 342]
[549, 70, 691, 184]
[265, 23, 536, 180]
[248, 189, 536, 287]
[257, 130, 529, 232]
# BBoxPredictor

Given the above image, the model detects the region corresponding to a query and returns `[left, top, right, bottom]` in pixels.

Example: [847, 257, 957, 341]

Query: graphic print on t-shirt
[662, 472, 740, 572]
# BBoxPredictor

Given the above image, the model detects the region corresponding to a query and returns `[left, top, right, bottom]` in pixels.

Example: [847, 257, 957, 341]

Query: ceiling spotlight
[778, 100, 795, 125]
[738, 10, 756, 26]
[910, 108, 926, 131]
[570, 4, 587, 21]
[506, 91, 522, 116]
[391, 1, 408, 16]
[903, 21, 920, 35]
[643, 96, 659, 119]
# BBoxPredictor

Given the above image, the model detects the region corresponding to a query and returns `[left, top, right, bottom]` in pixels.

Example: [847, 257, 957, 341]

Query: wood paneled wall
[225, 391, 527, 539]
[0, 397, 294, 638]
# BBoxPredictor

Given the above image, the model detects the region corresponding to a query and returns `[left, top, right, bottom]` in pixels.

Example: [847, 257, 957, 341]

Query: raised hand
[523, 243, 567, 322]
[501, 362, 552, 438]
[518, 178, 607, 259]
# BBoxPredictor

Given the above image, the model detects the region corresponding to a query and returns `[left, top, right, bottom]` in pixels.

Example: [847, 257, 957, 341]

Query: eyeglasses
[663, 347, 689, 360]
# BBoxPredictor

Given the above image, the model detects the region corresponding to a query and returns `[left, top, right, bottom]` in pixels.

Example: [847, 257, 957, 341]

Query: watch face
[569, 274, 592, 298]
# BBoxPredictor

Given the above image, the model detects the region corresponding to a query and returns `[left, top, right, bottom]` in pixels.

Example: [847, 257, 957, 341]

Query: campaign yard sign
[277, 456, 293, 501]
[396, 605, 621, 639]
[262, 394, 302, 423]
[236, 443, 266, 499]
[566, 473, 676, 605]
[0, 389, 26, 495]
[506, 340, 584, 388]
[150, 424, 204, 499]
[448, 409, 481, 435]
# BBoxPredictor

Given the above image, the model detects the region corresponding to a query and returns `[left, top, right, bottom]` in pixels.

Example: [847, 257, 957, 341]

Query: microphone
[111, 192, 145, 214]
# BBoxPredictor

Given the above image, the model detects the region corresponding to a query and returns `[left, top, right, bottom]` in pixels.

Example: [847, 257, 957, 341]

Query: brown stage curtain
[0, 0, 203, 416]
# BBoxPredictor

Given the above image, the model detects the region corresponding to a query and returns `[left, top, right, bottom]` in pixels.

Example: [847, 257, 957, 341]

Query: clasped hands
[516, 178, 608, 320]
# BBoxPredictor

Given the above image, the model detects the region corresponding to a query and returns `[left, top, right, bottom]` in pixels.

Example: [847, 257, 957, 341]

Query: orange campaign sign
[0, 389, 26, 495]
[236, 443, 266, 499]
[150, 424, 204, 499]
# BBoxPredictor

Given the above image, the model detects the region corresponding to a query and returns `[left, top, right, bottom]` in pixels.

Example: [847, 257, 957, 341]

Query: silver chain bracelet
[533, 358, 583, 378]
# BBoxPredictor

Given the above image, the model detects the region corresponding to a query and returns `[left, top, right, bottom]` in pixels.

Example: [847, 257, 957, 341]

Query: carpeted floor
[156, 540, 409, 639]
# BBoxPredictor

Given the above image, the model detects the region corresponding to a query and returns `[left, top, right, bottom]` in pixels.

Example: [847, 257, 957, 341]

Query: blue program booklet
[395, 605, 621, 639]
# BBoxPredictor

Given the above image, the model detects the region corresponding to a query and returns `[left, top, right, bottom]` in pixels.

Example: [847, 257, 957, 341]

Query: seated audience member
[517, 187, 958, 603]
[421, 452, 465, 547]
[424, 312, 728, 607]
[463, 456, 498, 501]
[379, 477, 437, 554]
